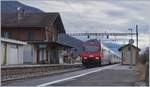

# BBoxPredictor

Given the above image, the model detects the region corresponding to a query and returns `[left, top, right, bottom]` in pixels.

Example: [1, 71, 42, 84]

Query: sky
[18, 0, 149, 51]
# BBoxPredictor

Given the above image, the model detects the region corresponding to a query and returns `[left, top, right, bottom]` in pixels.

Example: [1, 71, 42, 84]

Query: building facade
[1, 38, 27, 65]
[1, 12, 72, 64]
[118, 44, 140, 65]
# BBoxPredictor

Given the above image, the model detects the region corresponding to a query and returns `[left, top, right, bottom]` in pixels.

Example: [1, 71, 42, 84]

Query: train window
[84, 46, 99, 52]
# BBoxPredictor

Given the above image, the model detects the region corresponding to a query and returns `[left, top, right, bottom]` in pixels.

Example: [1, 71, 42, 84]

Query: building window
[2, 32, 11, 38]
[28, 32, 34, 40]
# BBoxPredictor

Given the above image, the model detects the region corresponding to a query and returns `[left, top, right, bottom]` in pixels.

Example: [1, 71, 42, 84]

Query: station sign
[129, 39, 134, 44]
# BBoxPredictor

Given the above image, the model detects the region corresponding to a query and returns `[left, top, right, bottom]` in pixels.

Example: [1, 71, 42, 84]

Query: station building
[1, 12, 73, 64]
[118, 44, 140, 65]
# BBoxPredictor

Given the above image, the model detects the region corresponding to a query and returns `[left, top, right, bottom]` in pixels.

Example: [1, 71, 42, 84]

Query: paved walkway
[51, 64, 139, 86]
[2, 64, 143, 86]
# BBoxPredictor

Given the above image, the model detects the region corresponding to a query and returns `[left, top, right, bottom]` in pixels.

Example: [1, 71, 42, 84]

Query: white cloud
[18, 0, 149, 48]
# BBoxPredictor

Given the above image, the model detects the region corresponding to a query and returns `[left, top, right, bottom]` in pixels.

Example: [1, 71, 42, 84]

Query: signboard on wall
[38, 44, 47, 48]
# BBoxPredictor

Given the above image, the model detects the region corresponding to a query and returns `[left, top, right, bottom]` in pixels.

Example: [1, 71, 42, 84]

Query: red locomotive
[80, 39, 121, 67]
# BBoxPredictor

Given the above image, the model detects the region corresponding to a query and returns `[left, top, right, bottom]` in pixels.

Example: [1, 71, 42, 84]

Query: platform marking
[36, 64, 118, 87]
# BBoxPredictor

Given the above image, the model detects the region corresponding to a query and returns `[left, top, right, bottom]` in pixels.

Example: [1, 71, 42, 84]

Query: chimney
[17, 7, 25, 23]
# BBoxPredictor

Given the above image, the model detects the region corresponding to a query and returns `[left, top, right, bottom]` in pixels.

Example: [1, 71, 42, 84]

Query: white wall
[1, 43, 5, 64]
[7, 44, 18, 64]
[1, 42, 25, 65]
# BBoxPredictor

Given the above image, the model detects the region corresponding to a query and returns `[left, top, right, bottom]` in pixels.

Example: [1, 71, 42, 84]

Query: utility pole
[136, 25, 138, 48]
[136, 25, 139, 64]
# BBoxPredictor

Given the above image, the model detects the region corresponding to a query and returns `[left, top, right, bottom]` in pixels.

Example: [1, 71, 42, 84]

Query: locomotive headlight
[95, 57, 99, 59]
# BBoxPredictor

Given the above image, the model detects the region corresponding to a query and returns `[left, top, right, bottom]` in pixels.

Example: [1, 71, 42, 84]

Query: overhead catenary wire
[64, 1, 137, 44]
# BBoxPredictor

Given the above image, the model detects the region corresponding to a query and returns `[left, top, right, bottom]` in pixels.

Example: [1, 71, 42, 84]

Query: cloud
[18, 0, 149, 48]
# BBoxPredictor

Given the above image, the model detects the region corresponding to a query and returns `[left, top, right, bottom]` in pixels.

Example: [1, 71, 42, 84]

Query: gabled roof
[1, 12, 65, 33]
[118, 44, 140, 51]
[2, 13, 57, 27]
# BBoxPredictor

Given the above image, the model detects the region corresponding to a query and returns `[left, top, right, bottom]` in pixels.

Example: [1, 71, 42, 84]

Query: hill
[1, 1, 43, 13]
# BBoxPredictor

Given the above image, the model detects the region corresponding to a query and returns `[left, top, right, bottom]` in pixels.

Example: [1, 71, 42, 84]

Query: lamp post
[128, 28, 133, 39]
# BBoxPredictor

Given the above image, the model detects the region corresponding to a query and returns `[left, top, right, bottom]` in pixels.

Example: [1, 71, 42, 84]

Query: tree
[139, 47, 149, 64]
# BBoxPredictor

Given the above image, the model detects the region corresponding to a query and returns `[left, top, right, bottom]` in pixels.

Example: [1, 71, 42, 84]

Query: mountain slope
[1, 1, 43, 13]
[58, 34, 84, 56]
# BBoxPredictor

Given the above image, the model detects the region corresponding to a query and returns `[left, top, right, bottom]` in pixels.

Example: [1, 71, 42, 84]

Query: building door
[39, 49, 46, 63]
[36, 48, 39, 64]
[48, 48, 51, 63]
[50, 48, 59, 64]
[123, 51, 130, 65]
[7, 45, 18, 64]
[53, 48, 59, 64]
[50, 48, 54, 64]
[23, 45, 34, 64]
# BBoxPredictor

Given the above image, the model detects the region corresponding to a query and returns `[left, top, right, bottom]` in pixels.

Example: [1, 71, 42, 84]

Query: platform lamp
[128, 28, 133, 39]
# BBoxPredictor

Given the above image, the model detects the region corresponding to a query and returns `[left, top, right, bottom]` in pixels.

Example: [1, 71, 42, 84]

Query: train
[80, 39, 121, 67]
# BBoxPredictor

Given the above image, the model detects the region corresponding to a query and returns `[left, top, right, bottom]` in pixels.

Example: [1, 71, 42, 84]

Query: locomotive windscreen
[83, 39, 101, 52]
[84, 46, 99, 52]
